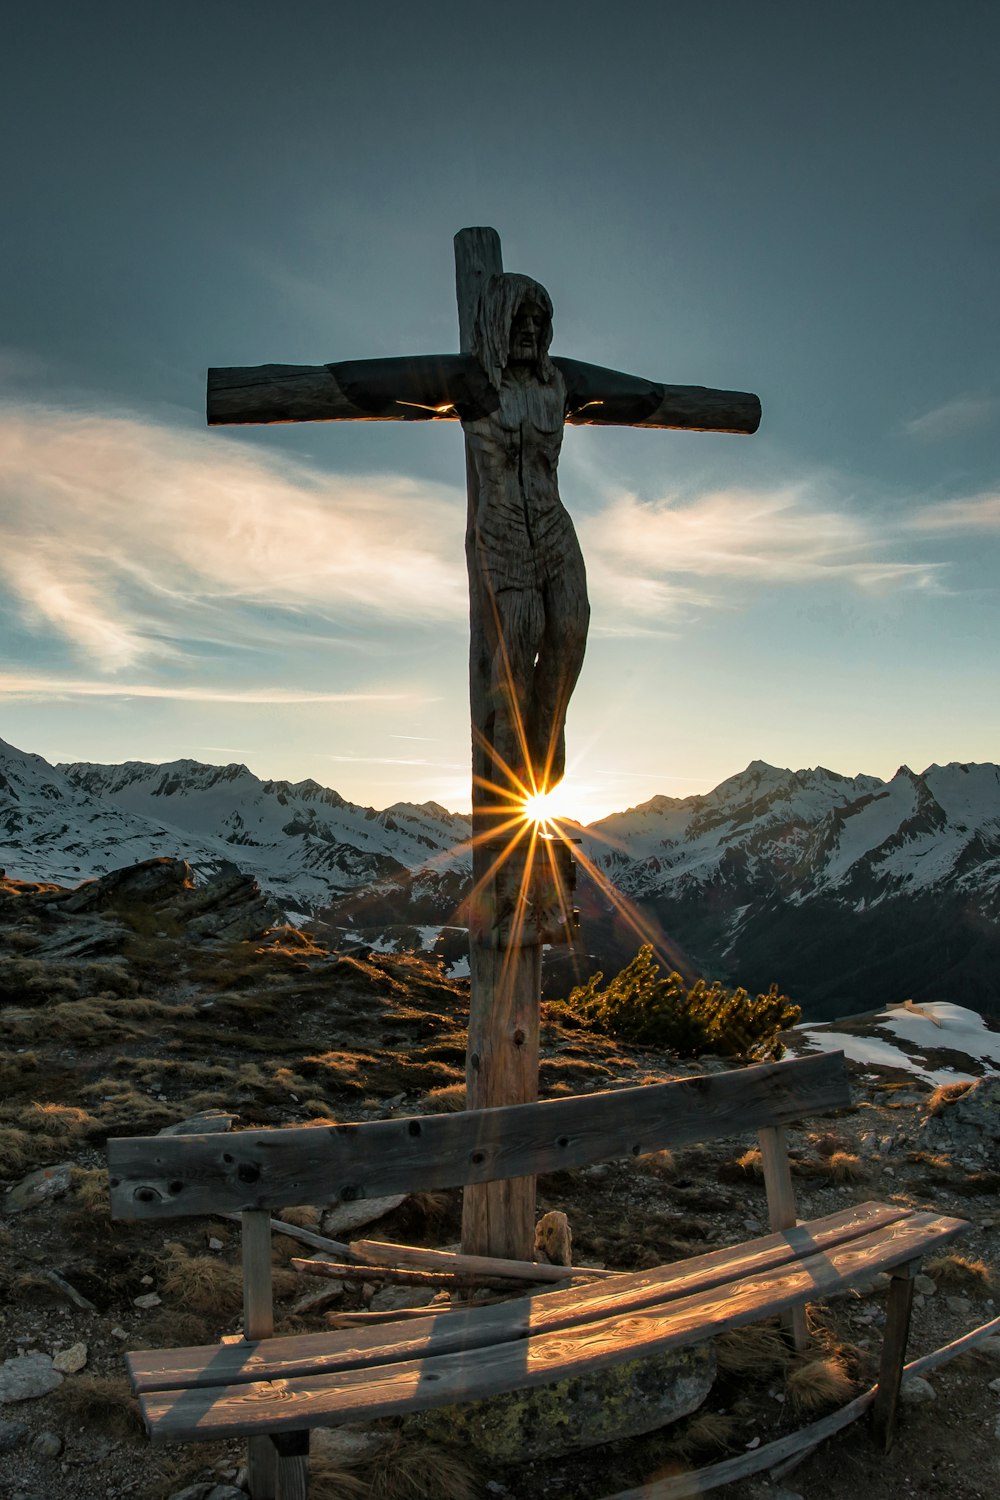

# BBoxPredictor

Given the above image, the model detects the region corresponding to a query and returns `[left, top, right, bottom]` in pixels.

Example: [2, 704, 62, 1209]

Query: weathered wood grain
[108, 1052, 851, 1220]
[758, 1124, 808, 1349]
[241, 1211, 275, 1500]
[127, 1201, 914, 1394]
[871, 1260, 918, 1451]
[137, 1212, 967, 1441]
[206, 354, 760, 435]
[350, 1237, 615, 1281]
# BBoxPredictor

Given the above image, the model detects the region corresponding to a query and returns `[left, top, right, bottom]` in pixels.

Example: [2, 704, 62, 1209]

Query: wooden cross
[208, 227, 760, 1260]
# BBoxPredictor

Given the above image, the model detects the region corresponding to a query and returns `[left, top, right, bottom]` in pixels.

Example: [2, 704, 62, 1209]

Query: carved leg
[872, 1260, 918, 1452]
[271, 1430, 309, 1500]
[529, 554, 589, 788]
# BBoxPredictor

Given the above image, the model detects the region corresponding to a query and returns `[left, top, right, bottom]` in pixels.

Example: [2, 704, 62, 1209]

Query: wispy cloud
[903, 394, 1000, 441]
[0, 671, 413, 704]
[908, 491, 1000, 533]
[0, 403, 468, 672]
[579, 486, 942, 628]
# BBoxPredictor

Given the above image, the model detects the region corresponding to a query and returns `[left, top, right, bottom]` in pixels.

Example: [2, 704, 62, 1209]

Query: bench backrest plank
[108, 1051, 848, 1221]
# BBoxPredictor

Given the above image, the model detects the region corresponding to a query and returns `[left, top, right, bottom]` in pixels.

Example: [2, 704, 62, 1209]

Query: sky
[1, 2, 998, 822]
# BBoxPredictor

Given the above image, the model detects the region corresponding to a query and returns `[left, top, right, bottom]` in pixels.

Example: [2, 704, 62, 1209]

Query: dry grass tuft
[0, 1124, 61, 1175]
[70, 1166, 111, 1215]
[0, 1049, 37, 1091]
[423, 1083, 466, 1113]
[635, 1149, 676, 1180]
[339, 1434, 481, 1500]
[54, 1375, 143, 1439]
[309, 1458, 369, 1500]
[928, 1080, 975, 1115]
[279, 1205, 320, 1229]
[668, 1409, 740, 1459]
[786, 1354, 854, 1413]
[826, 1151, 867, 1183]
[718, 1147, 764, 1184]
[143, 1309, 215, 1348]
[924, 1252, 996, 1292]
[159, 1243, 298, 1319]
[716, 1322, 792, 1375]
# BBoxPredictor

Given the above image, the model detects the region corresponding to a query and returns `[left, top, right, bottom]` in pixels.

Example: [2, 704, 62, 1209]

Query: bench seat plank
[109, 1053, 850, 1219]
[138, 1210, 966, 1442]
[129, 1200, 911, 1394]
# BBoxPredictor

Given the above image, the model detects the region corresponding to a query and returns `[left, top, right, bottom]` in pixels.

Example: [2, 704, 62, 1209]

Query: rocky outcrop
[405, 1342, 715, 1461]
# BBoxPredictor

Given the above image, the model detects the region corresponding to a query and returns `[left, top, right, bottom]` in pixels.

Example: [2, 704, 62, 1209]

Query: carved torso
[462, 367, 581, 592]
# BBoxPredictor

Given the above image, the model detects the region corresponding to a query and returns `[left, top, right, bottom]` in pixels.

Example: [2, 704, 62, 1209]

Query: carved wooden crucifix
[208, 227, 760, 1260]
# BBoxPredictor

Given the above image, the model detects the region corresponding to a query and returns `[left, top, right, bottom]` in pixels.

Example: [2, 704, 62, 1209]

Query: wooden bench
[107, 1052, 968, 1499]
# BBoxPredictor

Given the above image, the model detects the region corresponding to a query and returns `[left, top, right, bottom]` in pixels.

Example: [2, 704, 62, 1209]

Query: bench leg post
[248, 1435, 278, 1499]
[758, 1124, 809, 1351]
[271, 1430, 310, 1500]
[871, 1259, 918, 1453]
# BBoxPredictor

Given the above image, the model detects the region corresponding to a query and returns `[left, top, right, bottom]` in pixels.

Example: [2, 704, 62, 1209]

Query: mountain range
[2, 734, 999, 1020]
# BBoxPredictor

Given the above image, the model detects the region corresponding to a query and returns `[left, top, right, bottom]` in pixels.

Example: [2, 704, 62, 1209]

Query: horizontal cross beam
[207, 353, 760, 435]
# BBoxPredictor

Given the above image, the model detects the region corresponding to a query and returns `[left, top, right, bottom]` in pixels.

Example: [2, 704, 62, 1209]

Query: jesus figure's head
[473, 272, 555, 392]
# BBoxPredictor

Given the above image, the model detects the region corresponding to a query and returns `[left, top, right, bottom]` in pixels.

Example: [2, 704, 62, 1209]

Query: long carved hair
[473, 273, 556, 393]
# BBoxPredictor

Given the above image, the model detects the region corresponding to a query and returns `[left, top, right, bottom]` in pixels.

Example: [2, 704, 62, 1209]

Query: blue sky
[1, 2, 998, 819]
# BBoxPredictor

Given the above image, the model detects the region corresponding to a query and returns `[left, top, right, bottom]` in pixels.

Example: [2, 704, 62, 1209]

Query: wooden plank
[139, 1212, 967, 1442]
[108, 1051, 851, 1220]
[871, 1260, 917, 1452]
[758, 1124, 808, 1350]
[128, 1202, 917, 1394]
[350, 1237, 616, 1281]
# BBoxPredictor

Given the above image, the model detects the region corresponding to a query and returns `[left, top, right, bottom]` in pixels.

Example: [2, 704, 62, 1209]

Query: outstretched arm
[556, 356, 760, 435]
[207, 354, 498, 427]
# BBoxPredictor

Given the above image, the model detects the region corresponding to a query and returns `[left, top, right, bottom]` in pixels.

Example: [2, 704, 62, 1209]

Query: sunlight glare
[522, 783, 574, 825]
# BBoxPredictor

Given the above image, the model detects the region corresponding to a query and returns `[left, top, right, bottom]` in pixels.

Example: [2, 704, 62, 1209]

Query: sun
[521, 784, 572, 826]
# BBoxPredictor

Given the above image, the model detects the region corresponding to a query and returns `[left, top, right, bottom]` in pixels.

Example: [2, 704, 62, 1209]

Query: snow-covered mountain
[0, 737, 470, 918]
[3, 735, 1000, 1017]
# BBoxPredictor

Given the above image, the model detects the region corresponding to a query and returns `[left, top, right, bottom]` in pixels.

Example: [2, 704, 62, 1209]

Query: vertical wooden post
[456, 227, 541, 1261]
[243, 1208, 278, 1500]
[758, 1125, 809, 1350]
[872, 1259, 918, 1452]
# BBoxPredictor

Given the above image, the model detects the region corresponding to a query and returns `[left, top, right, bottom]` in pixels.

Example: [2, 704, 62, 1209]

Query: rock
[207, 1237, 225, 1252]
[321, 1193, 406, 1236]
[52, 1342, 87, 1374]
[133, 1292, 162, 1309]
[311, 1426, 389, 1464]
[404, 1342, 715, 1461]
[30, 1430, 63, 1457]
[0, 1419, 29, 1452]
[920, 1075, 1000, 1153]
[0, 1352, 63, 1402]
[988, 1376, 1000, 1393]
[158, 1111, 238, 1137]
[166, 1486, 248, 1500]
[292, 1281, 347, 1315]
[110, 1326, 128, 1340]
[3, 1162, 74, 1214]
[978, 1337, 1000, 1363]
[914, 1273, 937, 1296]
[901, 1375, 936, 1404]
[534, 1210, 572, 1266]
[945, 1295, 972, 1314]
[370, 1285, 437, 1313]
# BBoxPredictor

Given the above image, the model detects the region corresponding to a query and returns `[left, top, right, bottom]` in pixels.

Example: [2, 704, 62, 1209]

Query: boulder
[158, 1111, 238, 1137]
[404, 1341, 715, 1461]
[0, 1353, 63, 1402]
[919, 1075, 1000, 1157]
[3, 1162, 74, 1215]
[321, 1193, 406, 1236]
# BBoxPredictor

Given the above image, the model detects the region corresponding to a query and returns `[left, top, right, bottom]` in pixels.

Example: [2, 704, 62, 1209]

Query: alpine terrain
[2, 737, 1000, 1019]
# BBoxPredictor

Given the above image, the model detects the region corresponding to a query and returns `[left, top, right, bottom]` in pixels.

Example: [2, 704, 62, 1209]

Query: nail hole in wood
[340, 1185, 359, 1201]
[237, 1163, 260, 1184]
[408, 1120, 421, 1137]
[471, 1151, 485, 1165]
[168, 1181, 184, 1195]
[557, 1136, 569, 1149]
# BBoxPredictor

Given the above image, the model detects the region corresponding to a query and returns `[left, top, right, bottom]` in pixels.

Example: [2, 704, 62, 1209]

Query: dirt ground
[1, 877, 998, 1500]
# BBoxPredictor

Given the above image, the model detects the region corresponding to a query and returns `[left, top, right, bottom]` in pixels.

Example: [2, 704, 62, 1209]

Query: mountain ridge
[3, 735, 1000, 1018]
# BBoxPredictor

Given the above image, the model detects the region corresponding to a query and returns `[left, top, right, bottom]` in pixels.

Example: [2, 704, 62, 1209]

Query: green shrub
[553, 945, 799, 1061]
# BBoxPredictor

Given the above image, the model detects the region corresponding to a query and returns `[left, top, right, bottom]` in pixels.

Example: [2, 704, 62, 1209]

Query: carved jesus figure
[462, 273, 589, 795]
